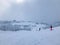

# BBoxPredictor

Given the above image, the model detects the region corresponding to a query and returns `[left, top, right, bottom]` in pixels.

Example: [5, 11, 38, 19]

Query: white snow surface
[0, 26, 60, 45]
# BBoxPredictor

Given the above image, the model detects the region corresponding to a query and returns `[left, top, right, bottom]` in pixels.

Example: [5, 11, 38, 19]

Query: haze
[0, 0, 60, 24]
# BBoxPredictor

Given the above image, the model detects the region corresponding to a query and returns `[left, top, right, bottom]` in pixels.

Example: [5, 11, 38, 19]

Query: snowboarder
[50, 25, 52, 31]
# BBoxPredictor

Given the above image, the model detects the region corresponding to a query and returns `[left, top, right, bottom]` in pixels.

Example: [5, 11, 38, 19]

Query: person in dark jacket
[50, 25, 52, 31]
[39, 28, 41, 31]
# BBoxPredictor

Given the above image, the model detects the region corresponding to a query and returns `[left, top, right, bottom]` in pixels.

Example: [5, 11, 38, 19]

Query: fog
[0, 0, 60, 24]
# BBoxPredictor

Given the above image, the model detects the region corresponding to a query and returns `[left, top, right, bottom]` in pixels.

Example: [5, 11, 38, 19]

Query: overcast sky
[0, 0, 60, 24]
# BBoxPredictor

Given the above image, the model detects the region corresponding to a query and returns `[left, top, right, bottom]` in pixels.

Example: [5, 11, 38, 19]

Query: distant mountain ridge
[0, 20, 47, 31]
[0, 20, 60, 31]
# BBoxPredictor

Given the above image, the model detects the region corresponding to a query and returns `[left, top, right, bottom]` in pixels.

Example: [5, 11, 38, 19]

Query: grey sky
[0, 0, 60, 24]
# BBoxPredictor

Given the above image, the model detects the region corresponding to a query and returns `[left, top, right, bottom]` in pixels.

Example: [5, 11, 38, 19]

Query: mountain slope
[0, 26, 60, 45]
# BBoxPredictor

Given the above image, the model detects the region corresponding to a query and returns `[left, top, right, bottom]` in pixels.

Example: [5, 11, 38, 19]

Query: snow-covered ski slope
[0, 26, 60, 45]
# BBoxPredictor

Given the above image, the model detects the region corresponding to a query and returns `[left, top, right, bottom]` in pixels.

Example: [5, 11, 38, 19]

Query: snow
[0, 26, 60, 45]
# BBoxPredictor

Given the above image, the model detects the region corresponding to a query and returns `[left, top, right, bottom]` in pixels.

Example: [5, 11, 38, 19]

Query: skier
[50, 25, 52, 31]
